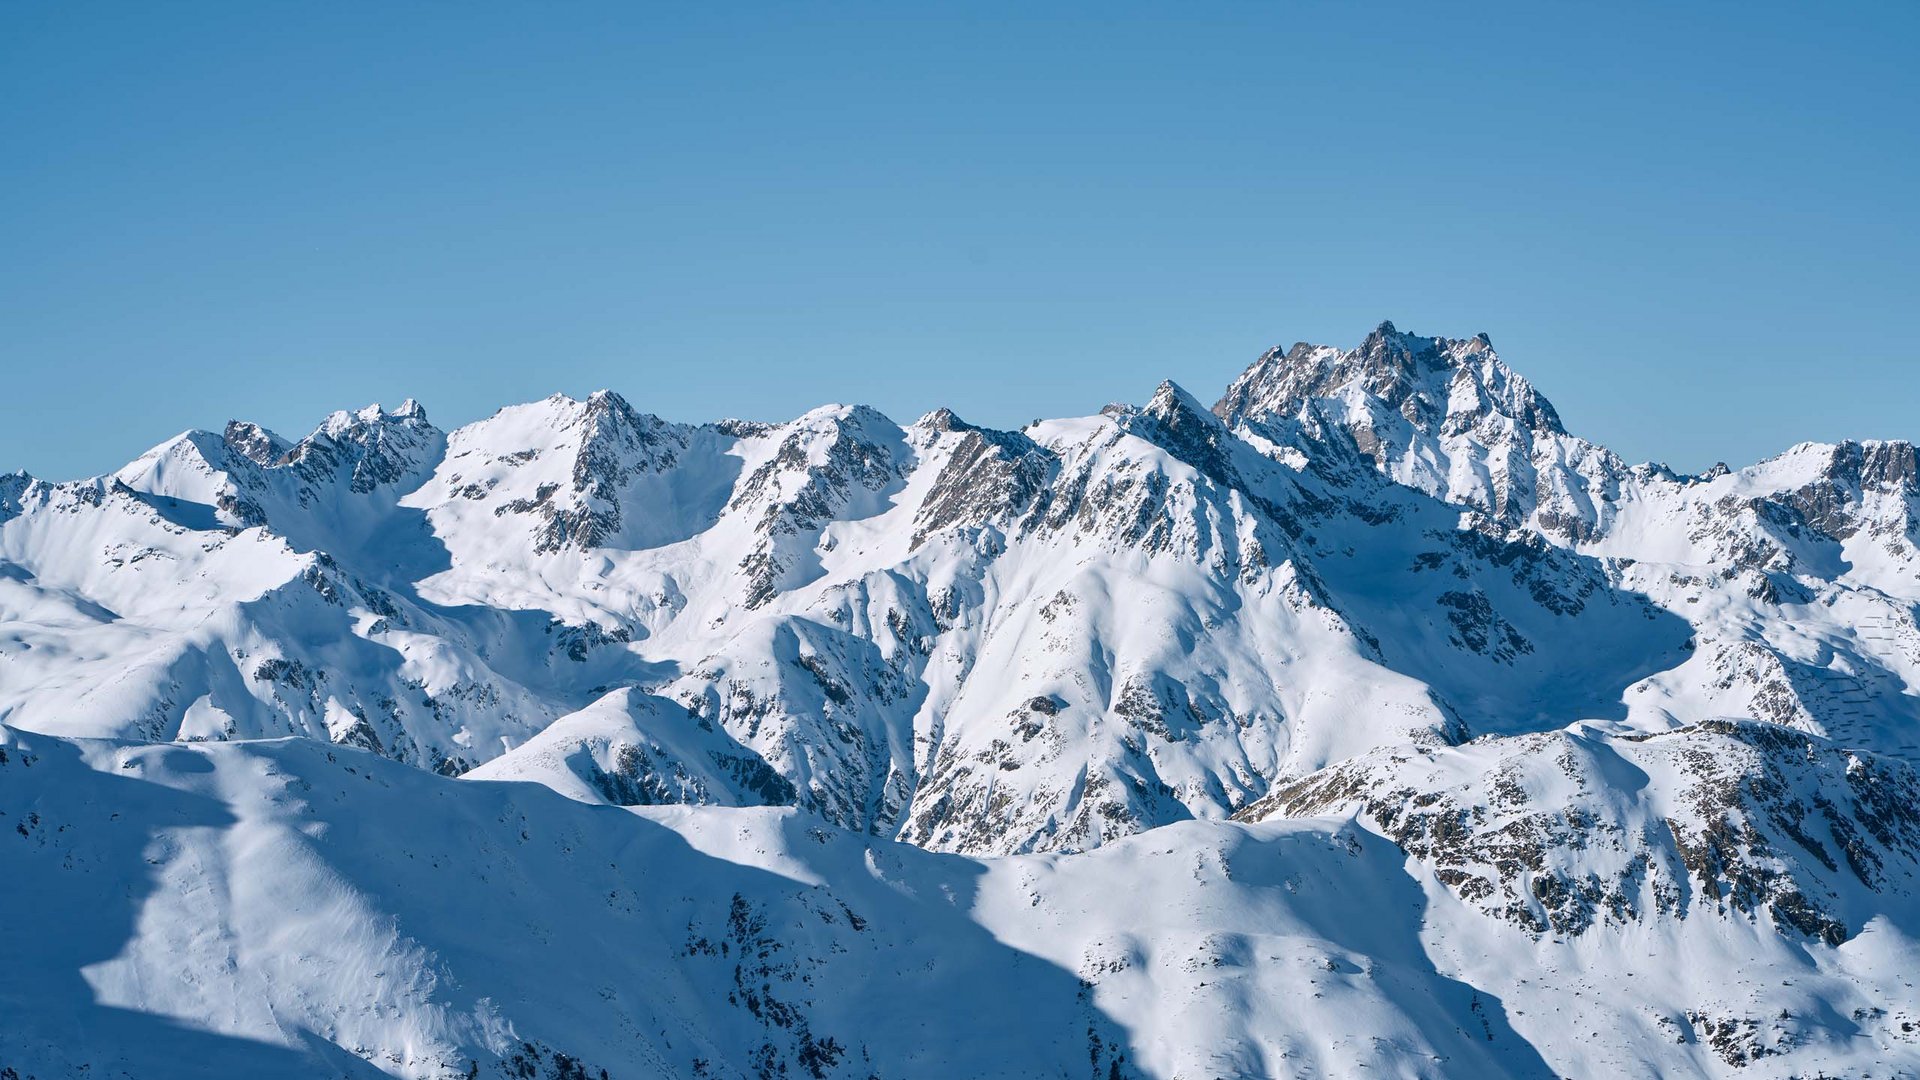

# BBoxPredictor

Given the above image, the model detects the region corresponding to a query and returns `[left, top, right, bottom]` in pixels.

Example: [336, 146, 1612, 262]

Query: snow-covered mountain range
[5, 322, 1919, 1078]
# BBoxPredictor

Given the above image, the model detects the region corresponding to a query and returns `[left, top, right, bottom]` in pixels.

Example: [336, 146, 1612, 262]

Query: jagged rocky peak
[281, 398, 444, 495]
[722, 403, 913, 607]
[314, 399, 435, 439]
[1213, 320, 1565, 437]
[525, 390, 692, 552]
[0, 469, 31, 521]
[1739, 438, 1920, 502]
[1723, 438, 1920, 555]
[570, 389, 685, 478]
[1144, 378, 1213, 421]
[463, 389, 679, 464]
[221, 420, 292, 467]
[916, 406, 969, 434]
[434, 390, 699, 554]
[910, 405, 1028, 445]
[731, 404, 908, 513]
[1815, 438, 1918, 493]
[909, 406, 1051, 548]
[1130, 379, 1243, 486]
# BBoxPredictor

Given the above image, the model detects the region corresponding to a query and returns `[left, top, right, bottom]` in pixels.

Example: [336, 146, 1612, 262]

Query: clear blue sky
[3, 1, 1915, 480]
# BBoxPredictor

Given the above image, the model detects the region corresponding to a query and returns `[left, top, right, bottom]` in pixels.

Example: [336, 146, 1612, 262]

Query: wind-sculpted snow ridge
[4, 322, 1920, 1076]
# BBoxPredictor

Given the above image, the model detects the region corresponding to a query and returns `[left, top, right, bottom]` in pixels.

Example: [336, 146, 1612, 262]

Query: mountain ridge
[4, 323, 1919, 1078]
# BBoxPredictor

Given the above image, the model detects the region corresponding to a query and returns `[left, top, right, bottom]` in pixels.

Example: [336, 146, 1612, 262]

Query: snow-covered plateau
[4, 323, 1919, 1078]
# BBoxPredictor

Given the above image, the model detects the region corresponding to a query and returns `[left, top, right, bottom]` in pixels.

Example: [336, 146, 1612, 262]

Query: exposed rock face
[1240, 720, 1920, 946]
[725, 405, 909, 609]
[280, 400, 443, 497]
[907, 409, 1052, 550]
[528, 390, 688, 552]
[221, 419, 291, 467]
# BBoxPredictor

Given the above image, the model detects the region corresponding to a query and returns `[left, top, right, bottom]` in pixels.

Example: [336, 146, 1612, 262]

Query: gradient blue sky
[3, 2, 1915, 479]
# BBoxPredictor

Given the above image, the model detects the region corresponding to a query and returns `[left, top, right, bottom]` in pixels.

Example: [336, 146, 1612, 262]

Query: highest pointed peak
[1353, 320, 1450, 373]
[1214, 322, 1562, 437]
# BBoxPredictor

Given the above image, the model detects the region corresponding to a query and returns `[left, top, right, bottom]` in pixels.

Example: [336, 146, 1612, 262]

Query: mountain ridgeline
[4, 323, 1920, 1079]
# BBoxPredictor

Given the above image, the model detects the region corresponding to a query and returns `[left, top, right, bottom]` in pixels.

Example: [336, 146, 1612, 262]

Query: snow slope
[6, 722, 1917, 1079]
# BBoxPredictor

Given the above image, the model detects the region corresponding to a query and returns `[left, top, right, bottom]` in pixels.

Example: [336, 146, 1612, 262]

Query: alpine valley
[5, 323, 1920, 1079]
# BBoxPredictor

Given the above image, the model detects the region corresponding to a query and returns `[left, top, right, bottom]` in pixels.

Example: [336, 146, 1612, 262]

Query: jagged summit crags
[1216, 321, 1625, 540]
[1215, 321, 1564, 436]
